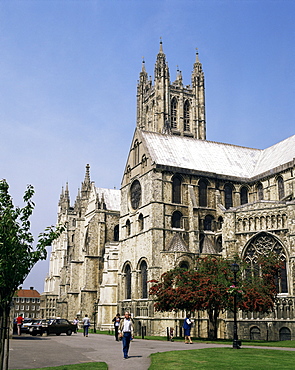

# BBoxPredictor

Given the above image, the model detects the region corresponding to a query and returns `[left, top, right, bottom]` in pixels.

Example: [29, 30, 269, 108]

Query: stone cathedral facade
[42, 42, 295, 341]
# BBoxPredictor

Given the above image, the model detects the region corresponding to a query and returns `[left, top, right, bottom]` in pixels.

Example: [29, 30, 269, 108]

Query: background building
[42, 43, 295, 341]
[13, 287, 41, 319]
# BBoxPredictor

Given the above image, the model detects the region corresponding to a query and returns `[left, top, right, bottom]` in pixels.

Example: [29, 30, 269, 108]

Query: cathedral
[42, 42, 295, 341]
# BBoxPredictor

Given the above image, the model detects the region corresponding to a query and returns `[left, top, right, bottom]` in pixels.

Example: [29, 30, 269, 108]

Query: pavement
[8, 333, 295, 370]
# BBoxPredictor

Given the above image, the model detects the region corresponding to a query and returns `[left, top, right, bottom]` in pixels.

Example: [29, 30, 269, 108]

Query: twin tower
[136, 41, 206, 140]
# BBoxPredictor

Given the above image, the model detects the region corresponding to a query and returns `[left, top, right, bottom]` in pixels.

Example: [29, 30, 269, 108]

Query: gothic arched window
[125, 264, 132, 299]
[184, 100, 190, 131]
[172, 175, 182, 204]
[199, 179, 208, 207]
[240, 186, 248, 205]
[224, 184, 233, 209]
[204, 215, 214, 231]
[179, 261, 189, 270]
[172, 211, 183, 228]
[277, 176, 285, 200]
[217, 216, 223, 230]
[140, 261, 148, 299]
[133, 140, 140, 166]
[114, 225, 119, 241]
[171, 97, 177, 129]
[138, 213, 144, 231]
[257, 182, 264, 200]
[126, 220, 131, 237]
[244, 232, 288, 293]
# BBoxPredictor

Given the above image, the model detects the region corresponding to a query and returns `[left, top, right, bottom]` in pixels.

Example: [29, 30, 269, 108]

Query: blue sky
[1, 0, 294, 293]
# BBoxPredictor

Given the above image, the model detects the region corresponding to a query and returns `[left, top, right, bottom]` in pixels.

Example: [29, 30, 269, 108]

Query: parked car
[29, 318, 76, 336]
[21, 318, 33, 333]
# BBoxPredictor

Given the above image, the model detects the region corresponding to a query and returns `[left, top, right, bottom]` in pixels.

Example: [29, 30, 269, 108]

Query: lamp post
[231, 262, 240, 349]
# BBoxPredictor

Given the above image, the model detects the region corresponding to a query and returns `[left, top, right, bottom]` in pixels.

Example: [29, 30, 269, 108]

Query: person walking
[82, 314, 90, 337]
[118, 311, 134, 359]
[16, 314, 24, 336]
[72, 317, 79, 333]
[183, 313, 194, 344]
[112, 313, 121, 341]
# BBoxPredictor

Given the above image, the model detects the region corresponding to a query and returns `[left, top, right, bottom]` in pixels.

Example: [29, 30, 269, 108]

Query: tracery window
[277, 176, 285, 200]
[224, 184, 233, 209]
[244, 232, 288, 293]
[184, 100, 190, 131]
[257, 182, 264, 200]
[171, 97, 177, 129]
[240, 186, 248, 205]
[199, 179, 208, 207]
[125, 264, 132, 299]
[140, 261, 148, 299]
[172, 211, 183, 229]
[172, 175, 182, 204]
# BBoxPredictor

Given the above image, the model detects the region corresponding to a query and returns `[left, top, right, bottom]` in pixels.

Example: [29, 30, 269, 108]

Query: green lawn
[149, 348, 295, 369]
[12, 363, 107, 370]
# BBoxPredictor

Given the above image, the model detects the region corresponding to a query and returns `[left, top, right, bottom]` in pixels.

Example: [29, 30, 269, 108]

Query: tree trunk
[0, 305, 10, 370]
[207, 308, 219, 340]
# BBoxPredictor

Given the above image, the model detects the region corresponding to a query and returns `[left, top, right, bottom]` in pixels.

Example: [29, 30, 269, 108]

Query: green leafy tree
[149, 255, 282, 340]
[0, 179, 65, 370]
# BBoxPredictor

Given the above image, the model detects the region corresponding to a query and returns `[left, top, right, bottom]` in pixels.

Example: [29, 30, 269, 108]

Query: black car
[29, 318, 76, 336]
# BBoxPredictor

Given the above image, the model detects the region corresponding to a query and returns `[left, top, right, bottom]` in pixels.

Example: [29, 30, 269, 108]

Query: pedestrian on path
[82, 314, 90, 337]
[16, 314, 24, 336]
[112, 313, 121, 341]
[183, 313, 194, 344]
[118, 311, 134, 359]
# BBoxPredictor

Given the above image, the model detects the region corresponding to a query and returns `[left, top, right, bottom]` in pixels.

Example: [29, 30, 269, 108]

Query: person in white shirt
[118, 311, 134, 359]
[82, 314, 90, 337]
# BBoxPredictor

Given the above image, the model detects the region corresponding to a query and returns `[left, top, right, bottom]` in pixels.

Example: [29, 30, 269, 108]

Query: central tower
[136, 41, 206, 140]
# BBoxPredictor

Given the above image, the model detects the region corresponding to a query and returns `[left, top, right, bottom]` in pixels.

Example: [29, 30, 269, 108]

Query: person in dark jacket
[183, 313, 193, 344]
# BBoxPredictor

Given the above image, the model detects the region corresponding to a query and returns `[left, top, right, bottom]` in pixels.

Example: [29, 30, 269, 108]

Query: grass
[12, 363, 107, 370]
[84, 329, 295, 347]
[149, 347, 295, 369]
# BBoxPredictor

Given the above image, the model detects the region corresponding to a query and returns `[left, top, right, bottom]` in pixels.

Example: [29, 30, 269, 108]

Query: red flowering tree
[149, 255, 282, 340]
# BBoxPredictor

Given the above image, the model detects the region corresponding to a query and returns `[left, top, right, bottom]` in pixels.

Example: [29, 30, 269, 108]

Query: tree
[149, 255, 282, 340]
[0, 179, 65, 370]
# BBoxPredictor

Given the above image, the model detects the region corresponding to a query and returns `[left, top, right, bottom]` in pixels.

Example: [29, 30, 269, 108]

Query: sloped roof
[96, 187, 120, 211]
[168, 233, 189, 252]
[15, 289, 40, 298]
[141, 131, 295, 180]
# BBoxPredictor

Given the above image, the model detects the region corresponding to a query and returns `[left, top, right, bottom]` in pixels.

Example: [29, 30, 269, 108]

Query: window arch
[240, 186, 248, 205]
[124, 264, 132, 300]
[257, 182, 264, 200]
[224, 184, 233, 209]
[280, 327, 291, 341]
[126, 220, 131, 237]
[184, 100, 190, 131]
[172, 211, 183, 228]
[179, 261, 189, 270]
[243, 232, 288, 293]
[216, 236, 222, 253]
[250, 326, 261, 340]
[138, 213, 144, 231]
[140, 260, 148, 299]
[114, 224, 119, 241]
[217, 216, 223, 230]
[171, 97, 177, 129]
[204, 215, 214, 231]
[172, 175, 182, 204]
[199, 179, 208, 207]
[133, 140, 140, 166]
[277, 176, 285, 200]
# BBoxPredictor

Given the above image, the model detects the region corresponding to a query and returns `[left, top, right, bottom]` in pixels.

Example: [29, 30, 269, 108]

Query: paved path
[8, 333, 295, 370]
